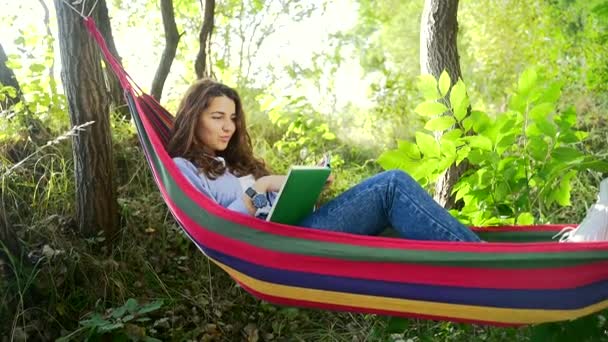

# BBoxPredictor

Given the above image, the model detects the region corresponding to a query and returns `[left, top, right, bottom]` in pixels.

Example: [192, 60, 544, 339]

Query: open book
[266, 166, 331, 225]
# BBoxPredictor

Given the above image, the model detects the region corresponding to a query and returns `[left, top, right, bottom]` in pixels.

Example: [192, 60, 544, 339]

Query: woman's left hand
[324, 174, 335, 188]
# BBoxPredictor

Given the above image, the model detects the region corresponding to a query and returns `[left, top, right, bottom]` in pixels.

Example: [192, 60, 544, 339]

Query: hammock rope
[78, 16, 608, 326]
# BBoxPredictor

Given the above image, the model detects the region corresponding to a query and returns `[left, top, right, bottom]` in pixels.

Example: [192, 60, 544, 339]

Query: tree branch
[151, 0, 181, 100]
[195, 0, 215, 79]
[37, 0, 57, 95]
[95, 1, 130, 119]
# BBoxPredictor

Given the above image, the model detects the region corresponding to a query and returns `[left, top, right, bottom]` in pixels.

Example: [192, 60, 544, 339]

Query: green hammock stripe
[476, 230, 557, 242]
[129, 95, 608, 269]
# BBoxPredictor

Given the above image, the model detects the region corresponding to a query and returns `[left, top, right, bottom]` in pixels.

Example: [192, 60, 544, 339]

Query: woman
[168, 78, 481, 242]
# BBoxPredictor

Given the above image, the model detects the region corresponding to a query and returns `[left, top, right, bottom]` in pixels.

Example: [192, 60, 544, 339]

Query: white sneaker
[554, 178, 608, 242]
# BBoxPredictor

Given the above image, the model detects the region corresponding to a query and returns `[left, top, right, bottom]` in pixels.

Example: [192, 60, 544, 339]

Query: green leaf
[461, 117, 473, 132]
[415, 101, 449, 117]
[441, 130, 463, 144]
[80, 314, 110, 328]
[377, 150, 407, 170]
[517, 68, 538, 98]
[551, 147, 584, 163]
[496, 133, 517, 155]
[463, 136, 493, 151]
[516, 212, 535, 225]
[29, 63, 46, 73]
[111, 306, 128, 319]
[1, 86, 17, 98]
[441, 140, 457, 163]
[450, 80, 468, 121]
[137, 300, 163, 315]
[537, 82, 561, 104]
[322, 132, 336, 140]
[558, 107, 577, 127]
[529, 103, 557, 136]
[424, 116, 456, 131]
[98, 322, 124, 333]
[577, 159, 608, 172]
[549, 171, 576, 206]
[527, 137, 549, 161]
[417, 74, 440, 100]
[377, 150, 427, 181]
[509, 93, 526, 113]
[470, 110, 491, 133]
[528, 103, 554, 121]
[438, 70, 451, 97]
[125, 298, 138, 313]
[467, 150, 486, 165]
[456, 145, 471, 164]
[397, 140, 421, 159]
[415, 132, 440, 158]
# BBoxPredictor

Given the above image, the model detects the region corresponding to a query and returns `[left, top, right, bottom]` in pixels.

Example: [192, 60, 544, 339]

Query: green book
[267, 166, 331, 225]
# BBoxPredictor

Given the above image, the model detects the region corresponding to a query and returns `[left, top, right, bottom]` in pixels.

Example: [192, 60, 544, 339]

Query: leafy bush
[57, 298, 163, 342]
[378, 69, 608, 226]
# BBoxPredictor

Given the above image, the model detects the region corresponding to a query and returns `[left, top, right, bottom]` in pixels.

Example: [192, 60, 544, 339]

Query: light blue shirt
[173, 157, 276, 216]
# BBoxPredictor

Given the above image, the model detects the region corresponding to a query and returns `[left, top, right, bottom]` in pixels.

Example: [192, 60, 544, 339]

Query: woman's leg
[298, 170, 481, 242]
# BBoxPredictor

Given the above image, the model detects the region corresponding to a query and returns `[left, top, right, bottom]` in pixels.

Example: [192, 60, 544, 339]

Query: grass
[1, 115, 607, 341]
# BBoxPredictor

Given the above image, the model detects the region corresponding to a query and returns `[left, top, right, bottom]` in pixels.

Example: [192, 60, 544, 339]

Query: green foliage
[57, 298, 163, 342]
[378, 68, 608, 226]
[264, 95, 337, 168]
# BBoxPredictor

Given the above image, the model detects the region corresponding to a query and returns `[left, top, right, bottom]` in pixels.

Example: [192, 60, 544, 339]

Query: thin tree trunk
[195, 0, 215, 79]
[37, 0, 58, 96]
[151, 0, 181, 100]
[53, 0, 119, 238]
[97, 0, 129, 119]
[420, 0, 467, 209]
[0, 43, 22, 109]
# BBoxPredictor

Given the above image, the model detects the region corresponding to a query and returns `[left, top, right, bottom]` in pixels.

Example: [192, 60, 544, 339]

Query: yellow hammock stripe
[211, 258, 608, 325]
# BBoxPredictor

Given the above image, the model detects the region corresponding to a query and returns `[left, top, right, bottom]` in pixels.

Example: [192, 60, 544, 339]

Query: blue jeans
[298, 170, 481, 242]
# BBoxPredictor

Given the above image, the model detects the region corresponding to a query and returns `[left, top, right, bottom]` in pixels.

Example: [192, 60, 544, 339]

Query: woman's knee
[383, 169, 415, 185]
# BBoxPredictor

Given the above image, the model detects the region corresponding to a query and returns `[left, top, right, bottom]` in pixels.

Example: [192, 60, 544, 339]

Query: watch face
[252, 194, 268, 208]
[245, 187, 257, 198]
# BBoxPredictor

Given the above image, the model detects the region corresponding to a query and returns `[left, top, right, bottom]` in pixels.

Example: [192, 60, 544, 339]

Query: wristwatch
[245, 187, 268, 209]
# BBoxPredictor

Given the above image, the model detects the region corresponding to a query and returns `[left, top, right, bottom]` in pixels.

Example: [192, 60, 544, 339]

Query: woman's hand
[243, 175, 286, 216]
[253, 175, 286, 193]
[324, 174, 335, 188]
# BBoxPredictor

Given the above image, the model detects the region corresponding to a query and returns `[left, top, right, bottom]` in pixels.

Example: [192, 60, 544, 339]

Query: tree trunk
[96, 0, 129, 119]
[151, 0, 181, 101]
[0, 193, 25, 266]
[420, 0, 467, 209]
[0, 43, 23, 109]
[53, 0, 119, 238]
[195, 0, 215, 79]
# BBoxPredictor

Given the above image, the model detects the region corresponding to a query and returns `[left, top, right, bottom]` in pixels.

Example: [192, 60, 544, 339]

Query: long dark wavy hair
[167, 78, 270, 179]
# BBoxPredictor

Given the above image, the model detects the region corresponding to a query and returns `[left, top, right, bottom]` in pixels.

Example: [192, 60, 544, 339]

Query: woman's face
[196, 96, 237, 154]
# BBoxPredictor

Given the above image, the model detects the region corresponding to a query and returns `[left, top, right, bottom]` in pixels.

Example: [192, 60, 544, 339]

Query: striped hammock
[83, 18, 608, 326]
